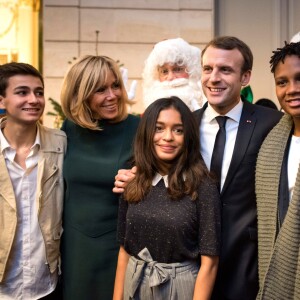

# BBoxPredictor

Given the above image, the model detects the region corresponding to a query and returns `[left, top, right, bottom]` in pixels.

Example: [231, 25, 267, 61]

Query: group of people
[0, 34, 299, 300]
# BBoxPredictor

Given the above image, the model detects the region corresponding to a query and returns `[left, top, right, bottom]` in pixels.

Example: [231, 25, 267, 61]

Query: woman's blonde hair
[61, 55, 128, 130]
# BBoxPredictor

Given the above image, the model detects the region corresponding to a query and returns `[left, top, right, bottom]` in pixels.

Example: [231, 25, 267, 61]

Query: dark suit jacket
[194, 100, 283, 300]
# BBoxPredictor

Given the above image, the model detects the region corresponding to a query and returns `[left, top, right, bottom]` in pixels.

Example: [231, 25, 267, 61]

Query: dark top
[118, 177, 221, 263]
[62, 115, 139, 236]
[61, 114, 139, 300]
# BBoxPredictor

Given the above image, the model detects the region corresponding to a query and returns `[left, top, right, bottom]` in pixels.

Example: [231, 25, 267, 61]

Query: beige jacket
[0, 120, 67, 282]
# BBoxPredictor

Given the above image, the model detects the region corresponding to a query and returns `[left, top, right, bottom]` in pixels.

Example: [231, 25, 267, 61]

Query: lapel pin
[246, 120, 252, 123]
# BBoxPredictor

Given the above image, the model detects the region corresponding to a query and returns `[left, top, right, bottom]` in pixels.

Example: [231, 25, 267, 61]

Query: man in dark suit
[196, 36, 282, 300]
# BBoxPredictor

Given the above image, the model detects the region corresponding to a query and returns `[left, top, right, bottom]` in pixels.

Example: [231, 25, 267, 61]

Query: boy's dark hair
[201, 36, 253, 74]
[0, 62, 44, 96]
[270, 41, 300, 73]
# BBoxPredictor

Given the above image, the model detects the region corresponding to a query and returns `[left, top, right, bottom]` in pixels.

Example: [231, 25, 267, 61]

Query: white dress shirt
[288, 135, 300, 201]
[200, 100, 243, 191]
[0, 127, 57, 299]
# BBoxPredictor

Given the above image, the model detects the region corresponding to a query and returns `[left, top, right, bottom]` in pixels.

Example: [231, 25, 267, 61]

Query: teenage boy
[256, 41, 300, 299]
[0, 62, 66, 299]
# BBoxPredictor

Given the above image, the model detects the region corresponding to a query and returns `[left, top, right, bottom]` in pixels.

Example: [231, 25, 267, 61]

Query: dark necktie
[210, 116, 228, 189]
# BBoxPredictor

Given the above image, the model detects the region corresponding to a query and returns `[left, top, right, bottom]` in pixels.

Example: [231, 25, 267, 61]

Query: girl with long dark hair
[113, 96, 221, 299]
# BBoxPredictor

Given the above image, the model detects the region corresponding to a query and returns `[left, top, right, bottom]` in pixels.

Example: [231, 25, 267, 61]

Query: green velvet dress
[61, 115, 139, 300]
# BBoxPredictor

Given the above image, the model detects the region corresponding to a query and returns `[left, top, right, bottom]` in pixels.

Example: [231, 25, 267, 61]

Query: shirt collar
[152, 173, 169, 187]
[0, 119, 41, 154]
[206, 99, 243, 123]
[0, 121, 10, 153]
[152, 172, 187, 187]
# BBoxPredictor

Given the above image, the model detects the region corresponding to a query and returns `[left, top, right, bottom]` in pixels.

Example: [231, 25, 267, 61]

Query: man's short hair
[255, 98, 278, 110]
[0, 62, 44, 96]
[270, 41, 300, 73]
[201, 36, 253, 74]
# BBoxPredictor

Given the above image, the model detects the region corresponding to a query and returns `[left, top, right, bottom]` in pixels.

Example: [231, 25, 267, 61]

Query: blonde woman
[60, 55, 139, 300]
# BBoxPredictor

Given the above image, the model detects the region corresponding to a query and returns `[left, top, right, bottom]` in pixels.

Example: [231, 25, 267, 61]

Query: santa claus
[142, 38, 206, 111]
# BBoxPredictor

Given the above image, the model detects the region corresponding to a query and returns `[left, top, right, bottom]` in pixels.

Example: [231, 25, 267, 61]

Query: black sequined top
[117, 177, 221, 263]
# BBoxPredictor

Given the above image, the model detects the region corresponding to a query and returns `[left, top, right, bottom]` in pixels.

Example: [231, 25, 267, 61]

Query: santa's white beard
[143, 78, 202, 111]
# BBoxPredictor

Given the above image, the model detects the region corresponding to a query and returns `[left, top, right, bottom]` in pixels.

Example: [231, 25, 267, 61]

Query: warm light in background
[0, 0, 40, 68]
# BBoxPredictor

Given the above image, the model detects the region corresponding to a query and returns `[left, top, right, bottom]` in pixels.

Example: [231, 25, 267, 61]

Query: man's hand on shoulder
[113, 166, 137, 193]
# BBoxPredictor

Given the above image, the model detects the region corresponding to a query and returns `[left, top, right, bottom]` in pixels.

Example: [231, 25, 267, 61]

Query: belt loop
[171, 265, 176, 278]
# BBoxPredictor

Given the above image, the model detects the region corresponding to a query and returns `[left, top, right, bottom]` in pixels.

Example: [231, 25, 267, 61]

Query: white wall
[215, 0, 300, 109]
[43, 0, 214, 127]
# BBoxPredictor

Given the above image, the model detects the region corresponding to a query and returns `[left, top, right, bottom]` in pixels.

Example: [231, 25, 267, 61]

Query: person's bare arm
[113, 166, 137, 193]
[113, 246, 130, 300]
[193, 255, 219, 300]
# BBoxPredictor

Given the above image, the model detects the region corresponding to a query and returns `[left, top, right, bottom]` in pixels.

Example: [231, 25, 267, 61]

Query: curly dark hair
[270, 41, 300, 73]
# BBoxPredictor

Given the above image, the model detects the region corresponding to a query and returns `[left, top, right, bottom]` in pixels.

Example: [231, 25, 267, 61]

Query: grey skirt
[124, 248, 199, 300]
